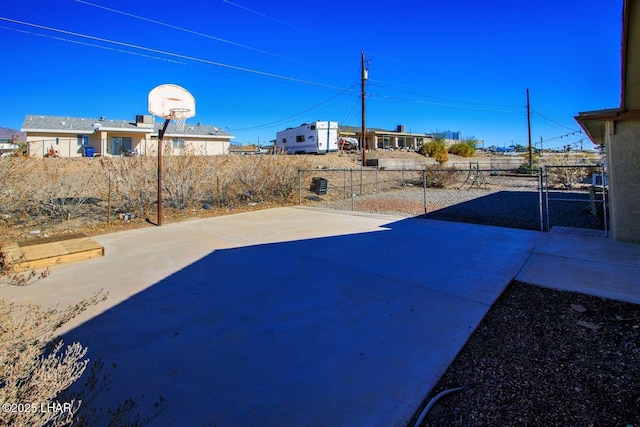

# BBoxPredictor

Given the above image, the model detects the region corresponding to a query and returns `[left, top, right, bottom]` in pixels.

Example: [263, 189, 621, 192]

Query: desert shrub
[0, 158, 34, 226]
[449, 142, 476, 157]
[162, 150, 212, 209]
[425, 165, 459, 188]
[263, 155, 310, 203]
[0, 291, 107, 427]
[0, 244, 50, 287]
[544, 155, 599, 189]
[103, 157, 156, 216]
[419, 141, 448, 163]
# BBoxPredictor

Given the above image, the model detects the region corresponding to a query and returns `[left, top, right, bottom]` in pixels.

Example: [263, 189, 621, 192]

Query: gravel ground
[413, 281, 640, 427]
[305, 184, 605, 232]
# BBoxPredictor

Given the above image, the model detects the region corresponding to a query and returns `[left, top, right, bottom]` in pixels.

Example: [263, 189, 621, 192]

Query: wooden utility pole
[361, 51, 367, 166]
[526, 88, 533, 167]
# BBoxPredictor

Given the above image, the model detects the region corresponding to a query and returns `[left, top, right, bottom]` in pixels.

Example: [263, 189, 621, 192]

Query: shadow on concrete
[62, 216, 540, 427]
[426, 190, 605, 232]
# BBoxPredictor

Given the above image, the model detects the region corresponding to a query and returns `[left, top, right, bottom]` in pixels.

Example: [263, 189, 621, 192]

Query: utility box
[310, 177, 328, 195]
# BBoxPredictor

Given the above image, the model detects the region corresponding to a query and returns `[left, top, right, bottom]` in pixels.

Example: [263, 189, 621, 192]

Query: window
[310, 125, 316, 130]
[282, 138, 287, 144]
[296, 135, 305, 143]
[77, 135, 89, 146]
[172, 138, 185, 149]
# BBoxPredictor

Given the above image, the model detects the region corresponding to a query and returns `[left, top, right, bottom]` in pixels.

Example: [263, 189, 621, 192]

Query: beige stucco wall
[606, 118, 640, 242]
[145, 138, 230, 156]
[26, 132, 231, 157]
[26, 133, 88, 158]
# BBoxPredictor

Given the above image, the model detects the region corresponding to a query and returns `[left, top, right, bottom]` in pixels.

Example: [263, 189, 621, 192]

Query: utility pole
[526, 88, 532, 168]
[361, 51, 367, 166]
[540, 136, 543, 154]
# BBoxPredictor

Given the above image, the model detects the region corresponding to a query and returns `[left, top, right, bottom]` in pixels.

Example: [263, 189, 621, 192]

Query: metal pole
[423, 167, 427, 217]
[375, 168, 378, 193]
[360, 167, 363, 195]
[527, 88, 533, 168]
[298, 169, 302, 205]
[350, 169, 354, 211]
[361, 51, 367, 167]
[601, 164, 608, 236]
[544, 166, 550, 231]
[157, 119, 170, 226]
[343, 169, 346, 199]
[538, 167, 543, 231]
[107, 170, 111, 226]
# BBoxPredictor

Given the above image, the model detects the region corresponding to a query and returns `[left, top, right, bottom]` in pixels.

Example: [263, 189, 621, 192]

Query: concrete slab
[1, 207, 542, 426]
[516, 232, 640, 304]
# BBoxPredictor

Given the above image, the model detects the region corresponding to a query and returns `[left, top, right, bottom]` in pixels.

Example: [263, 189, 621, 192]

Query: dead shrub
[0, 291, 107, 427]
[102, 157, 156, 217]
[162, 150, 212, 209]
[425, 165, 459, 188]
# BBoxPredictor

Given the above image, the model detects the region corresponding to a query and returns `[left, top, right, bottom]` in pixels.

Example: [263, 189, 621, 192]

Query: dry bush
[260, 155, 310, 203]
[425, 165, 459, 188]
[102, 157, 156, 217]
[0, 291, 107, 427]
[0, 158, 42, 226]
[0, 245, 50, 287]
[162, 151, 213, 209]
[544, 156, 599, 189]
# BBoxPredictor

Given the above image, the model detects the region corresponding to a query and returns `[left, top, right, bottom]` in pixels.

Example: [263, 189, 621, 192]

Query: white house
[21, 114, 234, 158]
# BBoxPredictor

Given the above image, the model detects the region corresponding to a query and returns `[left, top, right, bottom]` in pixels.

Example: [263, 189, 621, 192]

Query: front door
[111, 137, 133, 155]
[111, 137, 122, 155]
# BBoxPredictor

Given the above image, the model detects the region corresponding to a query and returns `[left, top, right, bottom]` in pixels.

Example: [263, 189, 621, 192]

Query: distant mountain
[0, 127, 26, 141]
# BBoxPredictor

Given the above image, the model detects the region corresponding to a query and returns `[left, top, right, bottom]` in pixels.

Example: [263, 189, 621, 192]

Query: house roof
[339, 125, 431, 137]
[622, 0, 640, 110]
[575, 0, 640, 144]
[21, 115, 232, 138]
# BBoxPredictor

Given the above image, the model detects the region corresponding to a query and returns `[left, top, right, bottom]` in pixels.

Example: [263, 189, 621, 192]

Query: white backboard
[148, 84, 196, 119]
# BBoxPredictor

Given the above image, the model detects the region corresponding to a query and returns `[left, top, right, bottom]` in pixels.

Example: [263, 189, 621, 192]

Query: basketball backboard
[148, 84, 196, 120]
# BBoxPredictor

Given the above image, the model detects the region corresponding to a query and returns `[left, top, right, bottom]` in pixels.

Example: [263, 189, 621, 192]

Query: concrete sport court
[3, 207, 639, 426]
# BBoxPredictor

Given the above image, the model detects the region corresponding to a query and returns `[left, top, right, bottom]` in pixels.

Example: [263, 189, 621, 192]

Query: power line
[368, 80, 522, 111]
[0, 25, 187, 64]
[230, 83, 358, 131]
[530, 108, 580, 132]
[75, 0, 315, 66]
[220, 0, 322, 37]
[540, 130, 582, 144]
[367, 91, 521, 113]
[0, 16, 355, 93]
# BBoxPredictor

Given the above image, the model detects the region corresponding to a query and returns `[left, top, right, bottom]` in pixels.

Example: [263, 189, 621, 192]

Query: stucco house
[575, 0, 640, 242]
[339, 125, 434, 150]
[21, 114, 233, 158]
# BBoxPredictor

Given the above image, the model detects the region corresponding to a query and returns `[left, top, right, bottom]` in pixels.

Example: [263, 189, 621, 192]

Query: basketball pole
[157, 118, 170, 226]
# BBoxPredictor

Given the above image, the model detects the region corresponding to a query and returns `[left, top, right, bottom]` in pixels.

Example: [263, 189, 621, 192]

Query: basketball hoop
[170, 108, 190, 133]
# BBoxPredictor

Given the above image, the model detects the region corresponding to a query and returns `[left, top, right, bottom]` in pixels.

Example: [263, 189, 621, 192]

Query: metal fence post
[343, 169, 347, 199]
[423, 167, 427, 217]
[601, 163, 608, 236]
[298, 169, 302, 205]
[544, 166, 550, 232]
[375, 168, 378, 193]
[360, 167, 363, 195]
[351, 169, 355, 211]
[538, 167, 544, 231]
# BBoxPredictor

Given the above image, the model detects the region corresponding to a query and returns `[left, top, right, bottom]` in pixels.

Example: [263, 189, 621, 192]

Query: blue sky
[0, 0, 622, 149]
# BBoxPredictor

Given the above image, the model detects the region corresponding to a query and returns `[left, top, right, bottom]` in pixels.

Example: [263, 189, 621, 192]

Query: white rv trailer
[275, 121, 338, 154]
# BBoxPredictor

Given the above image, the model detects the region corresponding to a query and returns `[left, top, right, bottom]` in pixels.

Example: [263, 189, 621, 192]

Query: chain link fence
[543, 164, 607, 236]
[299, 164, 609, 234]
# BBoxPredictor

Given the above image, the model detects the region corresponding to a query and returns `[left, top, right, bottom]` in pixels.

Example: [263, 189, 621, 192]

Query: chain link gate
[543, 164, 608, 236]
